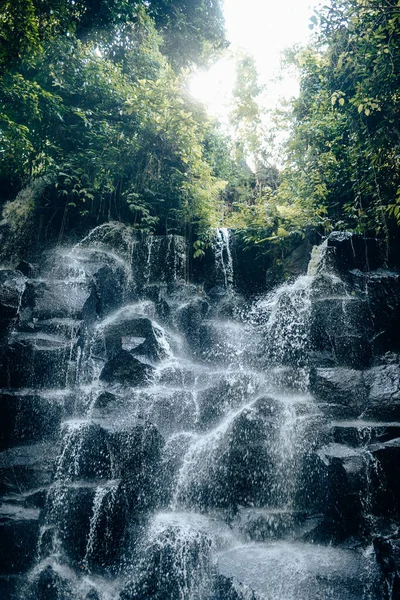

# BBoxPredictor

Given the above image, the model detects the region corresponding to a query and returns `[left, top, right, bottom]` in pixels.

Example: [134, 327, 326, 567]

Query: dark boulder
[0, 392, 64, 450]
[15, 261, 34, 278]
[326, 232, 385, 274]
[309, 283, 373, 368]
[0, 504, 40, 574]
[132, 234, 187, 288]
[24, 280, 94, 321]
[0, 332, 78, 389]
[329, 421, 400, 448]
[176, 298, 209, 350]
[120, 523, 213, 600]
[0, 270, 26, 319]
[93, 265, 125, 317]
[110, 422, 163, 511]
[91, 390, 118, 411]
[212, 574, 259, 600]
[316, 443, 370, 540]
[232, 507, 308, 542]
[0, 442, 56, 495]
[349, 269, 400, 355]
[309, 367, 367, 415]
[196, 373, 258, 430]
[102, 314, 169, 362]
[100, 350, 154, 386]
[0, 270, 26, 336]
[363, 364, 400, 419]
[374, 535, 400, 600]
[26, 565, 73, 600]
[369, 438, 400, 517]
[160, 432, 196, 505]
[85, 590, 100, 600]
[46, 484, 96, 565]
[0, 575, 21, 600]
[57, 421, 112, 481]
[45, 481, 128, 569]
[175, 398, 284, 512]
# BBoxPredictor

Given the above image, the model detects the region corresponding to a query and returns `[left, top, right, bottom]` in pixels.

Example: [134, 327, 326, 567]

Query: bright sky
[190, 0, 317, 121]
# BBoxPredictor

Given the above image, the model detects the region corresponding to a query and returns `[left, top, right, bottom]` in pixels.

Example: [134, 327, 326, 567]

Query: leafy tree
[0, 0, 228, 252]
[279, 0, 400, 236]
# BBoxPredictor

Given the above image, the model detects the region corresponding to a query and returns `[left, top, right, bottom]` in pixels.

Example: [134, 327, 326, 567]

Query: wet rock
[310, 368, 366, 415]
[218, 541, 378, 600]
[47, 481, 128, 569]
[0, 575, 21, 600]
[24, 487, 48, 509]
[85, 487, 127, 571]
[15, 261, 35, 278]
[0, 270, 26, 319]
[0, 392, 64, 450]
[130, 388, 197, 434]
[232, 507, 308, 542]
[111, 422, 163, 511]
[0, 504, 40, 574]
[100, 350, 154, 386]
[374, 535, 400, 599]
[26, 565, 73, 600]
[103, 315, 168, 362]
[363, 364, 400, 419]
[176, 298, 209, 349]
[160, 433, 195, 505]
[85, 590, 100, 600]
[316, 443, 369, 539]
[91, 391, 118, 411]
[213, 574, 259, 600]
[310, 292, 373, 368]
[0, 443, 56, 495]
[176, 398, 282, 511]
[25, 280, 93, 321]
[369, 438, 400, 517]
[196, 373, 258, 430]
[178, 395, 323, 513]
[137, 234, 187, 286]
[74, 222, 135, 260]
[349, 269, 400, 355]
[156, 364, 196, 387]
[57, 422, 112, 481]
[20, 317, 83, 339]
[47, 484, 95, 564]
[326, 232, 385, 274]
[0, 270, 26, 336]
[93, 265, 125, 317]
[120, 524, 213, 600]
[196, 319, 249, 365]
[0, 332, 78, 389]
[329, 421, 400, 448]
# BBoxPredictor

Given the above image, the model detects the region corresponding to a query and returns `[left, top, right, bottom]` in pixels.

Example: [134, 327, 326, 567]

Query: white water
[24, 235, 382, 600]
[213, 228, 234, 288]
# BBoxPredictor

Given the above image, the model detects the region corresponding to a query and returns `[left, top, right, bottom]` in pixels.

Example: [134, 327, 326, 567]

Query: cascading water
[3, 226, 399, 600]
[213, 228, 234, 289]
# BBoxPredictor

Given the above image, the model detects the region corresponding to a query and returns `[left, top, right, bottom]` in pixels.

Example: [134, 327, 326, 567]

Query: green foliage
[280, 0, 400, 237]
[0, 0, 228, 244]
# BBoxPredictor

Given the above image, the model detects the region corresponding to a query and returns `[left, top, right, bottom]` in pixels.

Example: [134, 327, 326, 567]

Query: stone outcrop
[0, 228, 399, 599]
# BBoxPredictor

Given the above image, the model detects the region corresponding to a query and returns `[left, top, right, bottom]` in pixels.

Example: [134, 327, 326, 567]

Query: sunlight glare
[189, 0, 316, 119]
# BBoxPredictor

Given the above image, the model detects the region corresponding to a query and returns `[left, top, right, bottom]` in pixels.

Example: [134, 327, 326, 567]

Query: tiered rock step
[329, 420, 400, 447]
[0, 502, 41, 599]
[0, 389, 74, 450]
[0, 443, 57, 496]
[231, 507, 322, 542]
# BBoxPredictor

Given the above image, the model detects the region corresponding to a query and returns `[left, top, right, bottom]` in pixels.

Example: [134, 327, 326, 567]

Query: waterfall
[3, 228, 393, 600]
[213, 227, 234, 288]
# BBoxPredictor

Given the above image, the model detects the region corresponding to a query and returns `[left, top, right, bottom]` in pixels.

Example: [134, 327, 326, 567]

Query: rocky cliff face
[0, 226, 399, 600]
